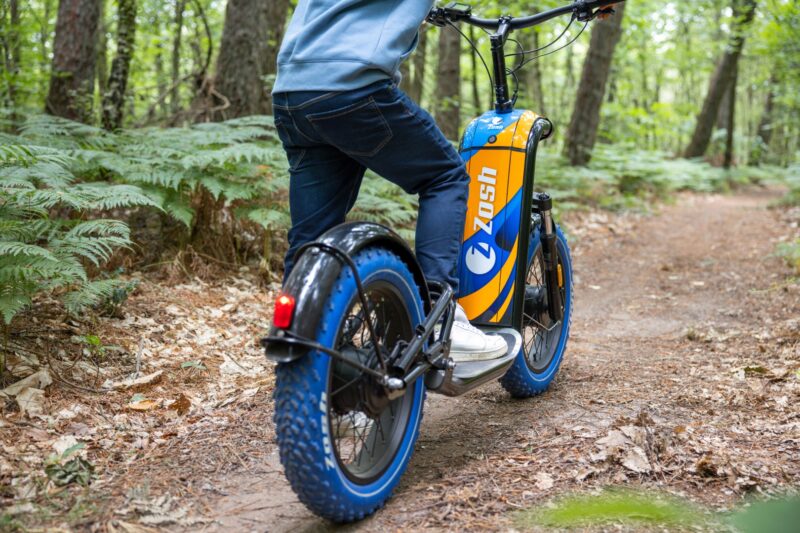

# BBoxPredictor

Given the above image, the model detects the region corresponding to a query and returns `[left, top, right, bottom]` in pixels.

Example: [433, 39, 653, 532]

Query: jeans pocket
[307, 97, 393, 158]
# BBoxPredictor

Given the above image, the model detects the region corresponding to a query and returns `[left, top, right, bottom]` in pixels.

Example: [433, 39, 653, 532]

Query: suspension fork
[535, 192, 564, 323]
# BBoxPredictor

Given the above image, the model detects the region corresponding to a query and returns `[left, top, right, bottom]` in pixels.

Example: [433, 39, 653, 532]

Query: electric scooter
[262, 0, 623, 522]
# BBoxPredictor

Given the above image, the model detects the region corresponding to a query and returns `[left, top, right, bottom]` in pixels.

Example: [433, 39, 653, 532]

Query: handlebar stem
[490, 20, 513, 113]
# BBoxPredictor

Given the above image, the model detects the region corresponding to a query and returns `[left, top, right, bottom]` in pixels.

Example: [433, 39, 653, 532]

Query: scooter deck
[427, 327, 522, 396]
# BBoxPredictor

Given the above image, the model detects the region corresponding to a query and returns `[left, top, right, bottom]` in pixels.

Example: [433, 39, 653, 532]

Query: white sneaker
[334, 411, 372, 438]
[448, 305, 508, 362]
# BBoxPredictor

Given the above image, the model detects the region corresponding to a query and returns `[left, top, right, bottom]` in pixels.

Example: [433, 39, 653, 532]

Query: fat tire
[273, 248, 425, 522]
[500, 226, 573, 398]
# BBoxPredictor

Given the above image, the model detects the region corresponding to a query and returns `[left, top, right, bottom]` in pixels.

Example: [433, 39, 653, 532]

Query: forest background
[1, 0, 799, 325]
[1, 0, 800, 530]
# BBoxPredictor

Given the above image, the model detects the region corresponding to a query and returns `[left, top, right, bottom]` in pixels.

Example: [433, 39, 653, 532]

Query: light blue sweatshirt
[273, 0, 435, 93]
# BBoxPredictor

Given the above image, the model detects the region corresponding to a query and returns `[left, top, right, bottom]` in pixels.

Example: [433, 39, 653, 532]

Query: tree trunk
[39, 0, 53, 79]
[562, 45, 575, 111]
[96, 1, 107, 97]
[153, 16, 168, 120]
[409, 26, 428, 104]
[211, 0, 270, 120]
[102, 0, 137, 130]
[683, 0, 757, 158]
[524, 29, 546, 115]
[722, 65, 737, 169]
[4, 0, 21, 108]
[749, 76, 776, 165]
[399, 60, 411, 94]
[562, 4, 626, 166]
[435, 25, 461, 141]
[469, 25, 482, 113]
[45, 0, 102, 122]
[170, 0, 185, 115]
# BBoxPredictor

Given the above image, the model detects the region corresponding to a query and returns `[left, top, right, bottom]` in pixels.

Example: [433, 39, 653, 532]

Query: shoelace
[452, 320, 487, 337]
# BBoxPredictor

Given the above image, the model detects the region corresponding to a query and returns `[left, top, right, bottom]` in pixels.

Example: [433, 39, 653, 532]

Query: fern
[0, 128, 153, 324]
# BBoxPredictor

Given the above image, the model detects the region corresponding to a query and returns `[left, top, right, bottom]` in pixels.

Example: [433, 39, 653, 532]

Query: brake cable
[504, 15, 576, 59]
[445, 20, 495, 99]
[514, 19, 589, 71]
[442, 11, 587, 110]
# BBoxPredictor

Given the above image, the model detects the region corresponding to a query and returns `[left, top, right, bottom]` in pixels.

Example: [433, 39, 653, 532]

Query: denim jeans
[272, 80, 469, 292]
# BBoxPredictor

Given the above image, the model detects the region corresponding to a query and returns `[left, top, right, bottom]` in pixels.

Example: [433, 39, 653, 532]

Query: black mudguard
[263, 221, 430, 363]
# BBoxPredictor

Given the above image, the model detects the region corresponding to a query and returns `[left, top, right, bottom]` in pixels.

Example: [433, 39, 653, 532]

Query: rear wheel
[500, 226, 573, 398]
[273, 248, 425, 522]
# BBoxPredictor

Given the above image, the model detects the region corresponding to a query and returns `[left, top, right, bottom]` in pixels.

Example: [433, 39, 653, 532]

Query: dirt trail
[193, 189, 798, 531]
[9, 190, 795, 531]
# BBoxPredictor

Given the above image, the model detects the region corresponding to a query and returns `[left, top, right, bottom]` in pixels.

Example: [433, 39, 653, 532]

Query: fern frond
[0, 241, 57, 260]
[238, 207, 291, 230]
[62, 279, 128, 316]
[0, 285, 33, 325]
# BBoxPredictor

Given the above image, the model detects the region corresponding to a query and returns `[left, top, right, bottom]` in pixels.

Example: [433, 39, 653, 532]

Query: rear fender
[263, 222, 430, 363]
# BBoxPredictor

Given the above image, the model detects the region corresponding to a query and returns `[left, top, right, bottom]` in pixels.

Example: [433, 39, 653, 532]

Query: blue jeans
[273, 80, 469, 292]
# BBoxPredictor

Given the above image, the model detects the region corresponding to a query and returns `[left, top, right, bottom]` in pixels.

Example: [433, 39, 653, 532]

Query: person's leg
[300, 82, 469, 293]
[282, 82, 506, 361]
[272, 104, 365, 278]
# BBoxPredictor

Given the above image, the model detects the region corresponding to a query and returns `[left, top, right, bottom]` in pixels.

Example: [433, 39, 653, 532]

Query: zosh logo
[465, 166, 498, 276]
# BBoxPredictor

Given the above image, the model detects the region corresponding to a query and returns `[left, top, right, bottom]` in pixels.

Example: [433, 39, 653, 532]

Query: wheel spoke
[522, 245, 566, 371]
[328, 281, 415, 484]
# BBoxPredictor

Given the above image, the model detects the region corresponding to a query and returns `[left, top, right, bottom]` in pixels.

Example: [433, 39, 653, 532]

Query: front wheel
[273, 248, 425, 522]
[500, 226, 573, 398]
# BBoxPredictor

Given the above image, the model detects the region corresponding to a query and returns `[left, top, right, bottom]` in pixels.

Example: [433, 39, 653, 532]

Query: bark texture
[722, 65, 738, 169]
[683, 0, 757, 159]
[264, 0, 291, 110]
[562, 4, 626, 166]
[96, 1, 107, 96]
[435, 25, 461, 141]
[469, 25, 482, 113]
[3, 0, 21, 107]
[750, 78, 776, 165]
[211, 0, 271, 120]
[408, 26, 428, 104]
[170, 0, 185, 114]
[523, 28, 546, 115]
[46, 0, 102, 122]
[102, 0, 137, 130]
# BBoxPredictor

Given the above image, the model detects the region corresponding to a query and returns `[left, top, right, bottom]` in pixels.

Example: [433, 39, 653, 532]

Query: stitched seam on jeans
[399, 98, 428, 128]
[273, 91, 340, 111]
[287, 113, 318, 143]
[274, 120, 308, 171]
[306, 97, 376, 122]
[289, 149, 307, 172]
[307, 97, 394, 158]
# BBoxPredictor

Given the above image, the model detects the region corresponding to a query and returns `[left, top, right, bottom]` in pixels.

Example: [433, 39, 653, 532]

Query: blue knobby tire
[500, 226, 573, 397]
[273, 248, 425, 522]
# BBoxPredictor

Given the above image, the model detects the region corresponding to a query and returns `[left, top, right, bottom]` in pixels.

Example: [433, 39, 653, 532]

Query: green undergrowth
[515, 489, 711, 530]
[536, 144, 792, 213]
[1, 114, 796, 326]
[513, 489, 800, 532]
[0, 114, 415, 324]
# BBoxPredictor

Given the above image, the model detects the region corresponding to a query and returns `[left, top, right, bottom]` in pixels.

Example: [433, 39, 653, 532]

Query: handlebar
[427, 0, 625, 113]
[430, 1, 624, 32]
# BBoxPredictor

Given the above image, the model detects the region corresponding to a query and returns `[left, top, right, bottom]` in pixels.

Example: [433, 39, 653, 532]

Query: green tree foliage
[1, 0, 798, 326]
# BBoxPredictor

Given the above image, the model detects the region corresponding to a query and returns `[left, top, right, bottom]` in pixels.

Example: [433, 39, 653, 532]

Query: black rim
[327, 280, 415, 485]
[522, 245, 567, 373]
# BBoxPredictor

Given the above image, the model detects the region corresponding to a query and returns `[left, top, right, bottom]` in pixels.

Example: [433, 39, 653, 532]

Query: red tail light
[273, 294, 296, 329]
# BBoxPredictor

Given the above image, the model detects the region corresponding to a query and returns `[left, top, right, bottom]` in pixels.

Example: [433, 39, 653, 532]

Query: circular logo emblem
[488, 135, 497, 144]
[465, 242, 496, 275]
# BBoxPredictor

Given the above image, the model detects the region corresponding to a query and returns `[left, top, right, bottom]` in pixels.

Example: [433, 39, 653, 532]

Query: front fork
[534, 192, 564, 323]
